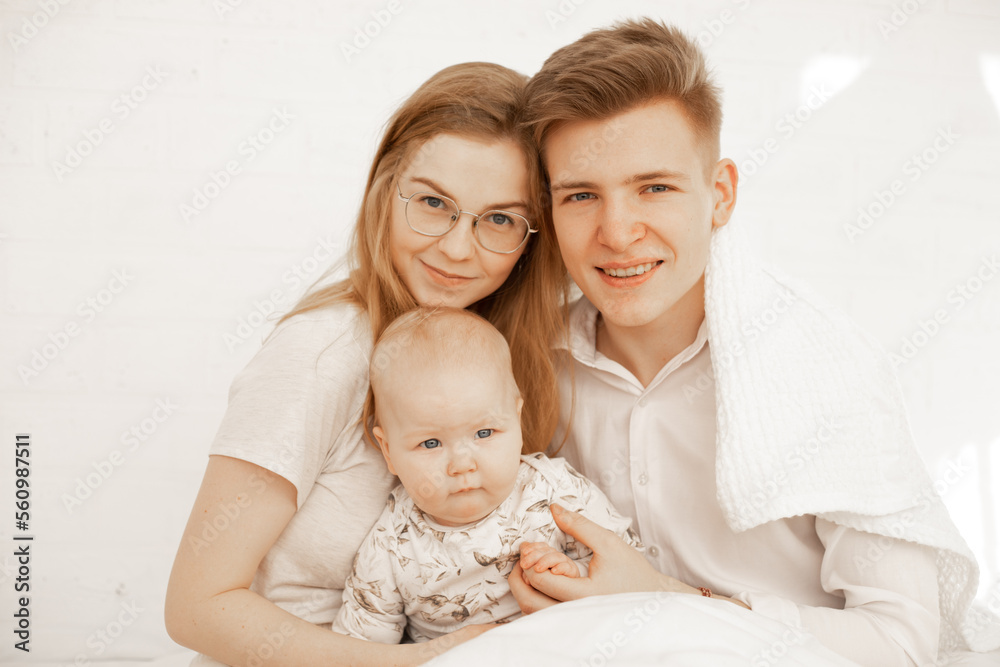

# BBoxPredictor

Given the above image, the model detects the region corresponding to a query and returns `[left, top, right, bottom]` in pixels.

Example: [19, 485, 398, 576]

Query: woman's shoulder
[269, 300, 368, 343]
[260, 301, 371, 361]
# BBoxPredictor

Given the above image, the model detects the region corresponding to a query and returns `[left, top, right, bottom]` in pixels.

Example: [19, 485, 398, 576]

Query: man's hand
[519, 542, 581, 578]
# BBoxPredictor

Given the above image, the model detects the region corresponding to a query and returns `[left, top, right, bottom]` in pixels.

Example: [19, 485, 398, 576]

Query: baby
[332, 307, 640, 643]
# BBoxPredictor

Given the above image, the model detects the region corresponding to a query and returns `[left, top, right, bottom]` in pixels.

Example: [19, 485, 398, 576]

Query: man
[509, 18, 997, 666]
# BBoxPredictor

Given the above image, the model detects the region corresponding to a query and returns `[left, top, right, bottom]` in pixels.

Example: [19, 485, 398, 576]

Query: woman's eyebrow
[407, 176, 454, 200]
[407, 175, 527, 212]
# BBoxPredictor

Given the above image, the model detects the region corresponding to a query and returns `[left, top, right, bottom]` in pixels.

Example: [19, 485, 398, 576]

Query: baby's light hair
[363, 307, 522, 447]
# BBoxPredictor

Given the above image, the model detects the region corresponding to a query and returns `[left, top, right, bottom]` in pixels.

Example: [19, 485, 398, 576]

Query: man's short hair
[525, 18, 723, 172]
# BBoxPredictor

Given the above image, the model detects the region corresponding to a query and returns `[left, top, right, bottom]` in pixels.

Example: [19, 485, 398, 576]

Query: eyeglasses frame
[395, 183, 538, 255]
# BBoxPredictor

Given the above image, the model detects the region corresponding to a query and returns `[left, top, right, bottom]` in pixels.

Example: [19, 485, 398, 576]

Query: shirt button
[638, 397, 648, 407]
[648, 545, 660, 558]
[637, 473, 648, 485]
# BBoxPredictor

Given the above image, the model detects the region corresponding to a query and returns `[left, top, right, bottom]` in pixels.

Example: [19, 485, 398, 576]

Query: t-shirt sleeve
[209, 307, 371, 509]
[542, 455, 643, 558]
[331, 503, 407, 643]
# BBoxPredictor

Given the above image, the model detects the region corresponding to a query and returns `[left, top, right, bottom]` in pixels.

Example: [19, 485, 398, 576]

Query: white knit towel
[704, 222, 1000, 659]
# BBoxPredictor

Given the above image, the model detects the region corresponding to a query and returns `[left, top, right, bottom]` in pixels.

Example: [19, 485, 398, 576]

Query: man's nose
[597, 197, 645, 252]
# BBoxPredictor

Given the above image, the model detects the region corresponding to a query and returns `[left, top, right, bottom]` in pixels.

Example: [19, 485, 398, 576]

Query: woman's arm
[165, 455, 484, 666]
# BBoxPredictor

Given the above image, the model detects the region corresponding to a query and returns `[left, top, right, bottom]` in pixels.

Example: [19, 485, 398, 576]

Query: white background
[1, 0, 998, 663]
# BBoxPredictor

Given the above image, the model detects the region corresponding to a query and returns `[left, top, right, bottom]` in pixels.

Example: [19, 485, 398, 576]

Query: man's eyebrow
[405, 176, 527, 212]
[550, 170, 691, 194]
[550, 180, 597, 194]
[624, 170, 690, 185]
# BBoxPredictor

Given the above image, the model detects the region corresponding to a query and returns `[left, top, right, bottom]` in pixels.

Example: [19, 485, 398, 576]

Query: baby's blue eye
[419, 439, 441, 449]
[475, 429, 493, 439]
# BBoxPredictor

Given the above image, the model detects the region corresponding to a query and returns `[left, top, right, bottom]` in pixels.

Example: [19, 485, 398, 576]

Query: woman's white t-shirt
[208, 301, 396, 625]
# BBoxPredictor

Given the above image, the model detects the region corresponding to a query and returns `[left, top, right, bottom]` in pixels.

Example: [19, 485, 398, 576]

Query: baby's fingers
[532, 551, 570, 573]
[550, 559, 580, 578]
[519, 541, 550, 569]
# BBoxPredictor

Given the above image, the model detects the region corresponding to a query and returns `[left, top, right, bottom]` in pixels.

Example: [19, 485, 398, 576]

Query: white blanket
[426, 592, 859, 667]
[705, 223, 1000, 659]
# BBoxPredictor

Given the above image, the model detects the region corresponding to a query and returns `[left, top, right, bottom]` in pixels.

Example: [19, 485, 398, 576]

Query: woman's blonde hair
[279, 62, 568, 453]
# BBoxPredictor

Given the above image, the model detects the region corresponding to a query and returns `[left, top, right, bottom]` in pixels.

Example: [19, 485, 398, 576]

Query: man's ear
[372, 425, 396, 476]
[711, 158, 738, 229]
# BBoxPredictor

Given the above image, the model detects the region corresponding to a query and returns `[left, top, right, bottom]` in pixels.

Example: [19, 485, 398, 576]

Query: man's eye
[475, 429, 493, 439]
[645, 185, 670, 193]
[419, 439, 441, 449]
[567, 193, 595, 202]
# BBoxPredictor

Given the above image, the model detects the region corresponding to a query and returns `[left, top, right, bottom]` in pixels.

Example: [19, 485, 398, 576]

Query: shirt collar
[560, 296, 710, 388]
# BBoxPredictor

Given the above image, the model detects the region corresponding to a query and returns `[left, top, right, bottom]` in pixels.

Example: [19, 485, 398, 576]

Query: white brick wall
[1, 0, 998, 662]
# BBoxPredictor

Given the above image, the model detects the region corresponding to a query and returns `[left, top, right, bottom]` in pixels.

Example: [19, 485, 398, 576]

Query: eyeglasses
[396, 183, 537, 254]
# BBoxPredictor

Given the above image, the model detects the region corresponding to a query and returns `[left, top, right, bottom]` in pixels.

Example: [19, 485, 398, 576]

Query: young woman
[165, 62, 568, 666]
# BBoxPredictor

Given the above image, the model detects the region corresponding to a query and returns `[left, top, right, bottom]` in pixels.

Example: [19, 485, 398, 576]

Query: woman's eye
[483, 212, 513, 227]
[475, 429, 493, 439]
[419, 439, 441, 449]
[567, 193, 594, 202]
[418, 195, 447, 210]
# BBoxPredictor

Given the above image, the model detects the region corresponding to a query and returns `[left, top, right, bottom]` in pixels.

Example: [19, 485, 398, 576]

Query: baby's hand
[519, 542, 580, 578]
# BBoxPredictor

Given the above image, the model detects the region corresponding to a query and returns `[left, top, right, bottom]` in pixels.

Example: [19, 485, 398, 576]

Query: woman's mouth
[422, 261, 473, 287]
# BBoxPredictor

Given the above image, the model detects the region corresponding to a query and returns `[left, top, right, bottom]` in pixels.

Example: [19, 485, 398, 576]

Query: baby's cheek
[404, 468, 448, 505]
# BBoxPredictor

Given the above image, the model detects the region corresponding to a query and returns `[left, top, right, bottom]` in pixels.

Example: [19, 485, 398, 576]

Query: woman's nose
[436, 213, 478, 261]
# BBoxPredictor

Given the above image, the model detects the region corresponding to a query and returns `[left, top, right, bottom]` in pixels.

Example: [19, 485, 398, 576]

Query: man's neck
[594, 280, 706, 388]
